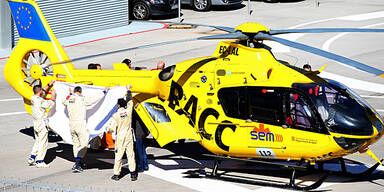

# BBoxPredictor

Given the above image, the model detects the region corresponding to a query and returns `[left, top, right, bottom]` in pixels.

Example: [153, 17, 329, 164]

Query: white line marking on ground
[322, 23, 384, 51]
[145, 165, 254, 192]
[320, 72, 384, 93]
[361, 95, 384, 99]
[0, 98, 23, 102]
[0, 111, 27, 117]
[154, 159, 179, 166]
[289, 18, 336, 29]
[322, 32, 348, 51]
[376, 109, 384, 112]
[338, 11, 384, 21]
[321, 23, 384, 72]
[267, 16, 341, 53]
[270, 11, 384, 54]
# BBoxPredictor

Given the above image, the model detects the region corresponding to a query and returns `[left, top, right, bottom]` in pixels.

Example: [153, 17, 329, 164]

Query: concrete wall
[0, 0, 12, 50]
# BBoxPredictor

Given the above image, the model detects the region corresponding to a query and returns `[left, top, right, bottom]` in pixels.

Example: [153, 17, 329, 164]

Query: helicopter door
[134, 99, 201, 147]
[284, 91, 323, 132]
[244, 87, 286, 159]
[281, 91, 332, 159]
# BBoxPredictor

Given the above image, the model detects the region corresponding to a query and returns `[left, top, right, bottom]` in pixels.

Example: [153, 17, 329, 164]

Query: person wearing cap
[63, 85, 109, 173]
[28, 81, 56, 168]
[107, 85, 137, 181]
[122, 59, 132, 69]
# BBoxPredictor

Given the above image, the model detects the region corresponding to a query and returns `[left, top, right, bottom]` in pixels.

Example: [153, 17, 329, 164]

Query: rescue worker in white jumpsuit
[63, 86, 109, 172]
[108, 88, 137, 181]
[28, 81, 56, 168]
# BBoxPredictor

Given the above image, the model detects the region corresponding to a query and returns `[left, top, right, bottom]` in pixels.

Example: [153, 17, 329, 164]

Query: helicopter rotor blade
[255, 32, 384, 77]
[269, 28, 384, 35]
[197, 31, 247, 40]
[46, 33, 246, 67]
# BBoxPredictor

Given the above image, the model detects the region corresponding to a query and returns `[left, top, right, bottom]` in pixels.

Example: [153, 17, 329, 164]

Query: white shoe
[36, 162, 49, 168]
[27, 158, 35, 166]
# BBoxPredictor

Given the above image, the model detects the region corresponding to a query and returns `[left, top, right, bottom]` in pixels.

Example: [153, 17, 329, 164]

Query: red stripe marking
[66, 95, 71, 100]
[0, 23, 168, 61]
[63, 23, 168, 48]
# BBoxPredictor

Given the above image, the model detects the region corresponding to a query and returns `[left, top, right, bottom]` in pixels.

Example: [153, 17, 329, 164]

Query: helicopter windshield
[292, 81, 382, 136]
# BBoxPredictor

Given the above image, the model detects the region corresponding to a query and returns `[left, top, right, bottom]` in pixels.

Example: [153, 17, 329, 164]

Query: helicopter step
[185, 154, 328, 191]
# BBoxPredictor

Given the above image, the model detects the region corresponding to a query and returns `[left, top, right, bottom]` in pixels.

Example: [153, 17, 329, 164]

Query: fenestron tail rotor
[22, 50, 53, 87]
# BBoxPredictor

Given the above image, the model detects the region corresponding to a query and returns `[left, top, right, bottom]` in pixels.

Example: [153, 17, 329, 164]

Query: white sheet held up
[48, 82, 127, 144]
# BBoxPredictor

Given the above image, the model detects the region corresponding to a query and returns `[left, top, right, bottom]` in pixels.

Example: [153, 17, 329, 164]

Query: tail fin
[5, 0, 75, 112]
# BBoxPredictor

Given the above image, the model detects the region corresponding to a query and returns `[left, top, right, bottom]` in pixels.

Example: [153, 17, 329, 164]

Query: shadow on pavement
[20, 126, 63, 142]
[18, 129, 384, 186]
[151, 13, 179, 20]
[180, 4, 245, 12]
[150, 3, 246, 21]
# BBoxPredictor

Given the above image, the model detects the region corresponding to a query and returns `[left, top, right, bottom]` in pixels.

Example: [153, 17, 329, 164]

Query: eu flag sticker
[8, 1, 50, 42]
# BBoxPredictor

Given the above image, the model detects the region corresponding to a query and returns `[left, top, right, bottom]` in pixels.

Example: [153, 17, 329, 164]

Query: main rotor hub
[30, 64, 43, 80]
[234, 23, 270, 34]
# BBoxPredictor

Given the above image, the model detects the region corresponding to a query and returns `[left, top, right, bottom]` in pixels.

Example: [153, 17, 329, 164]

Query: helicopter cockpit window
[293, 82, 373, 136]
[248, 88, 283, 126]
[159, 65, 175, 81]
[143, 102, 171, 123]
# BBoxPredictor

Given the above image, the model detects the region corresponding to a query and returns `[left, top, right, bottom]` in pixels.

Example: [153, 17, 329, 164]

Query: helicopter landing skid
[185, 154, 327, 191]
[325, 157, 383, 177]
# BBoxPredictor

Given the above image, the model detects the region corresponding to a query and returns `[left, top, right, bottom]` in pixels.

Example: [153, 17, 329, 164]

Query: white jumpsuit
[31, 95, 55, 161]
[63, 92, 104, 159]
[107, 101, 136, 175]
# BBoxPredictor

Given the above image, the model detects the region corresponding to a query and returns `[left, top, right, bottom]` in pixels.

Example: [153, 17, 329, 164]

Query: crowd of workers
[27, 60, 165, 181]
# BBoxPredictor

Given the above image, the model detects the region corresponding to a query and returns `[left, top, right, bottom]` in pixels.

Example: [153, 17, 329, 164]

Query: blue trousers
[135, 139, 148, 171]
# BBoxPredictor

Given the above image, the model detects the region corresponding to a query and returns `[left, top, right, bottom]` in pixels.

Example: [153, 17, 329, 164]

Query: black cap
[122, 59, 131, 65]
[118, 98, 127, 108]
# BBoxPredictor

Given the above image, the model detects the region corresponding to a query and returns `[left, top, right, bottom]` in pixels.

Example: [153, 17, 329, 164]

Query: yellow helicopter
[4, 0, 384, 190]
